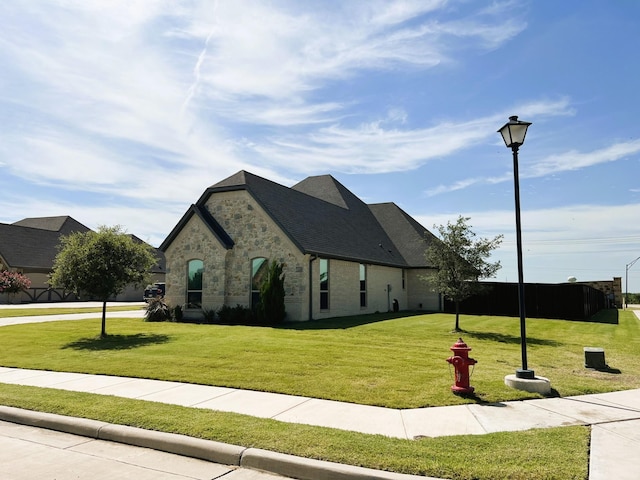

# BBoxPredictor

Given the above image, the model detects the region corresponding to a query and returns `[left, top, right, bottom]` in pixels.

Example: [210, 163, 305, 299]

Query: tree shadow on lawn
[62, 333, 171, 351]
[462, 330, 563, 347]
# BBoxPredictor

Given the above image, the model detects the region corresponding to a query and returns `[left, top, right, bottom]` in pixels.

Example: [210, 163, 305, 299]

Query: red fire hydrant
[446, 338, 477, 394]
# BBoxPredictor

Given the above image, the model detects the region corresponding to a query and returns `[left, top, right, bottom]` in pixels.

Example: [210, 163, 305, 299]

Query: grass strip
[0, 383, 589, 480]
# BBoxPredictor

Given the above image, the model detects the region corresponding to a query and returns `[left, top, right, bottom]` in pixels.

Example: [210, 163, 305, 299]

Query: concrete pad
[274, 398, 406, 438]
[139, 382, 236, 406]
[402, 405, 486, 438]
[195, 389, 309, 418]
[0, 368, 54, 383]
[1, 370, 89, 388]
[89, 378, 184, 399]
[528, 396, 640, 423]
[49, 374, 138, 392]
[504, 374, 551, 394]
[576, 389, 640, 411]
[589, 419, 640, 480]
[467, 401, 583, 433]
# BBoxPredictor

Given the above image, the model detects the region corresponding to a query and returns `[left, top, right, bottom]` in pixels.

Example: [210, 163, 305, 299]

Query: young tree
[257, 260, 286, 324]
[423, 216, 503, 331]
[50, 225, 157, 337]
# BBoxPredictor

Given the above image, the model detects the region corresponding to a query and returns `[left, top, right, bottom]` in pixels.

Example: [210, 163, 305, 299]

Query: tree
[423, 216, 503, 331]
[257, 260, 286, 324]
[50, 225, 157, 337]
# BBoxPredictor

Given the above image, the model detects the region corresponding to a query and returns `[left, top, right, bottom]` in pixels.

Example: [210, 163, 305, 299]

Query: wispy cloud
[0, 0, 533, 203]
[418, 202, 640, 282]
[425, 138, 640, 196]
[528, 140, 640, 177]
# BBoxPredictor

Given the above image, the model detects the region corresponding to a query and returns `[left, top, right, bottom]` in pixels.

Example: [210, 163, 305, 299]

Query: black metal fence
[443, 282, 607, 320]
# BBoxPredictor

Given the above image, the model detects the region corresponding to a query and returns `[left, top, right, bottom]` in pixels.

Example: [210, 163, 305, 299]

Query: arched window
[319, 258, 329, 310]
[251, 257, 268, 309]
[359, 264, 367, 307]
[187, 259, 203, 308]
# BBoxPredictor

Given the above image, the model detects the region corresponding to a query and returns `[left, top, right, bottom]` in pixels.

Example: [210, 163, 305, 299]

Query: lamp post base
[515, 369, 535, 379]
[505, 374, 551, 394]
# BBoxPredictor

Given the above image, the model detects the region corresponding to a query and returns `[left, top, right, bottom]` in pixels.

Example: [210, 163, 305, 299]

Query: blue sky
[1, 1, 639, 291]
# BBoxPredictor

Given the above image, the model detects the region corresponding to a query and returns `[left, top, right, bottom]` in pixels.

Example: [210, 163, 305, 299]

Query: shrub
[202, 308, 217, 324]
[173, 304, 183, 322]
[217, 304, 254, 325]
[145, 298, 171, 322]
[0, 271, 31, 294]
[256, 260, 286, 325]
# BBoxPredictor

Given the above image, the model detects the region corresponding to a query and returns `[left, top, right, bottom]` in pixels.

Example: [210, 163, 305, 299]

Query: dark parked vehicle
[143, 282, 165, 302]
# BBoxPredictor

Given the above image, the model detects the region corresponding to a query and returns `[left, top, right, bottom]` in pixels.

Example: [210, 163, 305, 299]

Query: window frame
[251, 257, 268, 309]
[359, 263, 367, 308]
[186, 259, 204, 309]
[319, 258, 329, 310]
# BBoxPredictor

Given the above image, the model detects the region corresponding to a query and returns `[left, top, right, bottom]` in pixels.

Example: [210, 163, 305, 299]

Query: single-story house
[0, 216, 165, 303]
[160, 171, 441, 321]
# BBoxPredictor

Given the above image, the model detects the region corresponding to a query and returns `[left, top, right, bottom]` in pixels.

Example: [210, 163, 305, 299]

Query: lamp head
[498, 115, 532, 149]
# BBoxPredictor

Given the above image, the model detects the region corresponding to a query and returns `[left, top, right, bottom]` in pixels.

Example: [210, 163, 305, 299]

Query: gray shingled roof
[163, 171, 436, 268]
[0, 223, 67, 270]
[1, 216, 91, 270]
[13, 216, 90, 235]
[2, 217, 163, 272]
[368, 203, 439, 267]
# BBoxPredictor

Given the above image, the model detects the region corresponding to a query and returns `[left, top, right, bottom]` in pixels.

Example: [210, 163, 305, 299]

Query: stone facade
[164, 190, 309, 319]
[577, 277, 623, 307]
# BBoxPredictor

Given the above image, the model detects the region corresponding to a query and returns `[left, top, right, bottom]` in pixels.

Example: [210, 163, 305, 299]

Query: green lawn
[0, 308, 635, 479]
[0, 309, 637, 408]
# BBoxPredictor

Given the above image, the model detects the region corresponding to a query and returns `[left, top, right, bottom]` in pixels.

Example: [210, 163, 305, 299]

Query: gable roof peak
[12, 216, 90, 235]
[292, 174, 357, 209]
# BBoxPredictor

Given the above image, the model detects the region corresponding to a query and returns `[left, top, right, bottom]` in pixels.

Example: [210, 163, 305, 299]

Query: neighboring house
[160, 171, 441, 321]
[0, 216, 164, 303]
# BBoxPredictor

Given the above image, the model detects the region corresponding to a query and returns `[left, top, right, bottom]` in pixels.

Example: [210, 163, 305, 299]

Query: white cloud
[425, 137, 640, 197]
[0, 0, 532, 202]
[528, 140, 640, 177]
[417, 203, 640, 283]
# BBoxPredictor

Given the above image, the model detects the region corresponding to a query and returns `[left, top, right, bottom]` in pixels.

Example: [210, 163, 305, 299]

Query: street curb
[0, 406, 442, 480]
[241, 448, 440, 480]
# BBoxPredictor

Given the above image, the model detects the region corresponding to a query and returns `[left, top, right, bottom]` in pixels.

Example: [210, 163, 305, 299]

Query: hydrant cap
[451, 338, 471, 351]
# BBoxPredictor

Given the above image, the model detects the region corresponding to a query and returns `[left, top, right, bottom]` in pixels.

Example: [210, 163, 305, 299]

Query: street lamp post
[498, 116, 535, 380]
[625, 256, 640, 309]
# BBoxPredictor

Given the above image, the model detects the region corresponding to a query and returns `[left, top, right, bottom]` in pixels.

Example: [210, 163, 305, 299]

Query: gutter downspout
[308, 255, 318, 321]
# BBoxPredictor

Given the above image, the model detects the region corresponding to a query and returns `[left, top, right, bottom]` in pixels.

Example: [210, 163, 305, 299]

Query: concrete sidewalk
[1, 367, 640, 479]
[0, 302, 145, 327]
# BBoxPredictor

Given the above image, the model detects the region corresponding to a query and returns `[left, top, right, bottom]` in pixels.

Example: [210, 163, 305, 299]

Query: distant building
[574, 277, 622, 308]
[0, 216, 164, 303]
[160, 171, 441, 321]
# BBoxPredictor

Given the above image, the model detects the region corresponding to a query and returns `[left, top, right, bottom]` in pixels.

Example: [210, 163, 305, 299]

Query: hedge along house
[160, 171, 441, 321]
